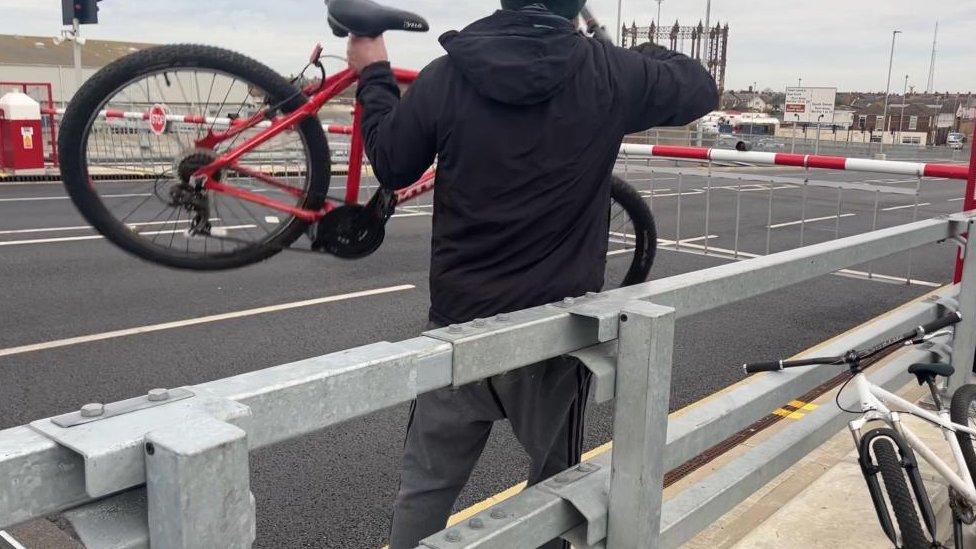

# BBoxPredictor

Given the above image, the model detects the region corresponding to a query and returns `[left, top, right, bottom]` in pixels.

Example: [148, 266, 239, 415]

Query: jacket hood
[440, 9, 588, 106]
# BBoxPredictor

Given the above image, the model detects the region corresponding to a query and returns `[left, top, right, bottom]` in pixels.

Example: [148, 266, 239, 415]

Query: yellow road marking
[773, 408, 805, 420]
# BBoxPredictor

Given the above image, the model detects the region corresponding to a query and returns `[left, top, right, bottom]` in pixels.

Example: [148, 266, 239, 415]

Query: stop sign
[148, 104, 167, 136]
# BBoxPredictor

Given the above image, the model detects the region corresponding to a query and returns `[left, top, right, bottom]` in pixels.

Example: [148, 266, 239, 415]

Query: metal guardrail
[2, 213, 976, 548]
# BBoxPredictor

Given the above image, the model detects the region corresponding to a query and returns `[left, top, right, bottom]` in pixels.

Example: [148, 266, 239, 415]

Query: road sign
[784, 87, 836, 124]
[148, 104, 167, 136]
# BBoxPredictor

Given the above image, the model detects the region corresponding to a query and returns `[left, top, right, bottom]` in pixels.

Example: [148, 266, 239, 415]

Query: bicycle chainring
[312, 204, 386, 259]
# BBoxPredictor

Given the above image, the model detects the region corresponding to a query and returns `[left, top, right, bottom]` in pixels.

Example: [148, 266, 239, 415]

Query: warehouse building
[0, 34, 155, 104]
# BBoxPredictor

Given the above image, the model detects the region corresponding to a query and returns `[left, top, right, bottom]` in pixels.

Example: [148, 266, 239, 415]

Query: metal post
[607, 301, 675, 549]
[815, 115, 823, 155]
[765, 180, 775, 255]
[791, 114, 799, 153]
[950, 226, 976, 393]
[898, 74, 909, 149]
[733, 177, 742, 259]
[675, 172, 683, 250]
[799, 170, 809, 246]
[868, 189, 880, 279]
[880, 30, 901, 155]
[834, 188, 844, 240]
[704, 161, 712, 254]
[145, 416, 256, 549]
[72, 19, 83, 94]
[906, 176, 921, 284]
[953, 126, 976, 282]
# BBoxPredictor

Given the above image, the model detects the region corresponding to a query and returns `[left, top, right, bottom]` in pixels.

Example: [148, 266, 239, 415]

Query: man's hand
[347, 36, 389, 74]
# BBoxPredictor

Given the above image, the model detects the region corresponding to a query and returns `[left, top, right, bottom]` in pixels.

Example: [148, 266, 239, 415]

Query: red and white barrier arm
[40, 107, 353, 135]
[619, 143, 969, 181]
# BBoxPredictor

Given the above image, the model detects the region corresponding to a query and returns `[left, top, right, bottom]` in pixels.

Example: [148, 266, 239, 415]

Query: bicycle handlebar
[743, 356, 843, 374]
[915, 311, 963, 338]
[742, 312, 963, 375]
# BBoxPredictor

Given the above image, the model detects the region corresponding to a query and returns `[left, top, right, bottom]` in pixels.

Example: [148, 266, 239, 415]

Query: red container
[0, 92, 45, 171]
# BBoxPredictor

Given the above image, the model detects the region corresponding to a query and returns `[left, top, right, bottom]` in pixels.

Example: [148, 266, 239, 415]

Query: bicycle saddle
[326, 0, 429, 38]
[908, 362, 955, 383]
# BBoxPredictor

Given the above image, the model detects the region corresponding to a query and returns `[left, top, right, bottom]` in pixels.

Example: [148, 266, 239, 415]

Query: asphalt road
[0, 161, 966, 547]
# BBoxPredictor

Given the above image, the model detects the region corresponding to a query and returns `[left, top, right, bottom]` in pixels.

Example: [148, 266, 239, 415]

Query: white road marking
[391, 212, 431, 218]
[0, 530, 26, 549]
[948, 197, 965, 202]
[768, 213, 856, 229]
[0, 224, 255, 247]
[0, 193, 150, 203]
[641, 190, 704, 198]
[610, 233, 717, 248]
[0, 218, 216, 236]
[881, 203, 930, 211]
[0, 284, 416, 359]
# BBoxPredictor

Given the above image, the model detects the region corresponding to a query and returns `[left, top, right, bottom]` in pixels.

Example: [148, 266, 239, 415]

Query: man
[346, 1, 718, 546]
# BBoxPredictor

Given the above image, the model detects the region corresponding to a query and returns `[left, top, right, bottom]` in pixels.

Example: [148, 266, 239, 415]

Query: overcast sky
[4, 0, 975, 93]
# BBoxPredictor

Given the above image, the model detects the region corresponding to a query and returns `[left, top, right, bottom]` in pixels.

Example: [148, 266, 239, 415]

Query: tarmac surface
[0, 158, 969, 547]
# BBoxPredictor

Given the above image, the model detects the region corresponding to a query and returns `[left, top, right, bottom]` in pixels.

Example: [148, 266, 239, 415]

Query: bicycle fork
[852, 418, 939, 546]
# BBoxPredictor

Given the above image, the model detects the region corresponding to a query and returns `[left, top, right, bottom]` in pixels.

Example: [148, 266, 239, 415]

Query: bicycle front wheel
[861, 429, 930, 549]
[58, 44, 330, 270]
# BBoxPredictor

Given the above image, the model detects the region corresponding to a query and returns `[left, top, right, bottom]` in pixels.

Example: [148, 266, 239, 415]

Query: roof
[0, 34, 156, 68]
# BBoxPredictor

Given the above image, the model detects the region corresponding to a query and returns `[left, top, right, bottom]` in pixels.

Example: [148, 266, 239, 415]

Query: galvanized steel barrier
[2, 211, 976, 548]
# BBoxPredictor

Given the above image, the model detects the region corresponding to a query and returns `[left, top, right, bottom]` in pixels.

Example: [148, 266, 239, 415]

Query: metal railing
[2, 210, 975, 548]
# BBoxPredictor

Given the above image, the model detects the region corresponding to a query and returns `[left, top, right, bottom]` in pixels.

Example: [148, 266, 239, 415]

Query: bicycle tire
[609, 176, 657, 287]
[950, 383, 976, 483]
[871, 434, 930, 549]
[58, 44, 329, 270]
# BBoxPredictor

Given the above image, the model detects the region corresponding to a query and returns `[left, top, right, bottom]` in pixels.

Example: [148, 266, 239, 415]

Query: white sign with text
[784, 87, 836, 124]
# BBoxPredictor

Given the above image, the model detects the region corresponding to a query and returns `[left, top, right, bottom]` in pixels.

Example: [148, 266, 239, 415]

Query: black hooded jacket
[357, 8, 718, 325]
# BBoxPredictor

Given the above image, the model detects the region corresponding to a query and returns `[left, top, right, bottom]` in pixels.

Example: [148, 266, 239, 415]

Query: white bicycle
[745, 310, 975, 549]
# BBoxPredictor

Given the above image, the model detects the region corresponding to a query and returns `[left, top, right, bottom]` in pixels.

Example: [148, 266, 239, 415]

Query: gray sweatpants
[388, 355, 591, 549]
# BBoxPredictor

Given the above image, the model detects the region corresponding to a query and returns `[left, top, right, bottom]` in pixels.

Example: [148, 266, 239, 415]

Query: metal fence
[1, 210, 975, 548]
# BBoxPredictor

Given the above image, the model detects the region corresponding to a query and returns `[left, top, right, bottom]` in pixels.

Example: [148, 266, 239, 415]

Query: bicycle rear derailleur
[311, 188, 397, 259]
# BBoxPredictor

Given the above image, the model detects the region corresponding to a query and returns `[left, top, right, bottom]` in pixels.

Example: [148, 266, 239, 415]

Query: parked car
[947, 132, 967, 150]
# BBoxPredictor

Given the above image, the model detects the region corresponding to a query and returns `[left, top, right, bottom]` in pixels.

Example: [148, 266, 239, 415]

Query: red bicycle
[57, 0, 657, 288]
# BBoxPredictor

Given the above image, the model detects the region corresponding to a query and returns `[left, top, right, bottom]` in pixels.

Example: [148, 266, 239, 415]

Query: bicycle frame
[849, 371, 976, 503]
[189, 65, 434, 223]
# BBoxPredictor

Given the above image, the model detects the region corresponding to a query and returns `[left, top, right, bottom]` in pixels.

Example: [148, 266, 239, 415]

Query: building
[720, 90, 770, 113]
[0, 34, 155, 104]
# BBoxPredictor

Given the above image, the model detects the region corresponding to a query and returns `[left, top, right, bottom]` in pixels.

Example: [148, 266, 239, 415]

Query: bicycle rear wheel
[950, 384, 976, 483]
[58, 44, 329, 270]
[606, 176, 657, 288]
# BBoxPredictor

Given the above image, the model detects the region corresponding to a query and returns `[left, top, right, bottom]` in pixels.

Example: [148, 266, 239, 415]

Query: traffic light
[61, 0, 100, 26]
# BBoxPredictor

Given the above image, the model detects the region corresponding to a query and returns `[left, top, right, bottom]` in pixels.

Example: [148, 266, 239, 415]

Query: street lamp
[655, 0, 664, 28]
[880, 29, 901, 155]
[695, 0, 713, 146]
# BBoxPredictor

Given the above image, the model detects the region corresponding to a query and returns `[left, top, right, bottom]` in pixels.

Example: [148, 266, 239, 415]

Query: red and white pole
[954, 127, 976, 283]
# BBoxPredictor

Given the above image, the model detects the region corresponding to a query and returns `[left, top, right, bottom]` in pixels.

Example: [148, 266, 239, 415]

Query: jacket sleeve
[356, 61, 438, 190]
[614, 42, 719, 134]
